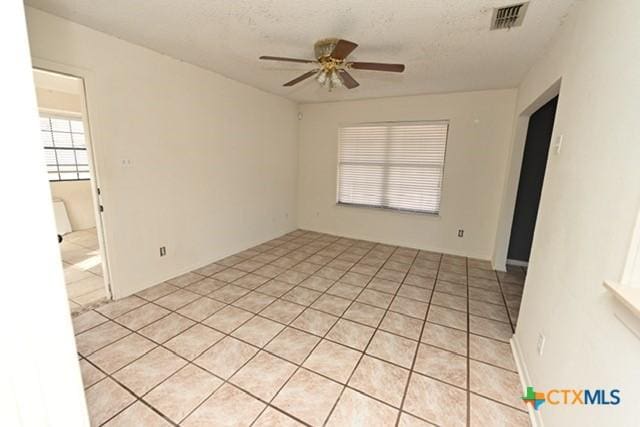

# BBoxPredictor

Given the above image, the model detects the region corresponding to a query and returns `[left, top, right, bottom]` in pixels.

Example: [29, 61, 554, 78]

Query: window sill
[603, 280, 640, 318]
[336, 202, 440, 217]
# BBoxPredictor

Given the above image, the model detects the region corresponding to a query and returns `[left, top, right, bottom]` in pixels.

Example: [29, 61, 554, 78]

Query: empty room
[2, 0, 639, 426]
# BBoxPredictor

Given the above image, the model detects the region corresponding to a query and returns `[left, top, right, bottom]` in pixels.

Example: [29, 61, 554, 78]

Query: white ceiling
[25, 0, 575, 103]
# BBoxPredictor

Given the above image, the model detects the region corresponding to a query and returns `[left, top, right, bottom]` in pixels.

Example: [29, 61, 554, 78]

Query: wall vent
[491, 2, 529, 30]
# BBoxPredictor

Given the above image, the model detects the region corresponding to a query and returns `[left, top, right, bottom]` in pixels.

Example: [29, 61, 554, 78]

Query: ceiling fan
[259, 38, 405, 91]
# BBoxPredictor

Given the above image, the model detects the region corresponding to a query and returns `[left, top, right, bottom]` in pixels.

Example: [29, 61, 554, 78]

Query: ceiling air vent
[491, 2, 529, 30]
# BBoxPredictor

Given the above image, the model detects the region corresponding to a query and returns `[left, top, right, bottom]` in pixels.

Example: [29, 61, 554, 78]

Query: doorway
[507, 96, 559, 266]
[33, 68, 111, 313]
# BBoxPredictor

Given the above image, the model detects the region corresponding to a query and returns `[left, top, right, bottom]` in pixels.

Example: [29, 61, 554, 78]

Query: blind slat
[338, 121, 448, 214]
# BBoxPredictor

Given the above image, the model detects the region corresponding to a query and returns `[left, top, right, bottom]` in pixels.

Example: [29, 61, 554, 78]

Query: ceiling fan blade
[350, 62, 405, 72]
[283, 70, 318, 87]
[331, 39, 358, 60]
[259, 55, 316, 64]
[337, 70, 360, 89]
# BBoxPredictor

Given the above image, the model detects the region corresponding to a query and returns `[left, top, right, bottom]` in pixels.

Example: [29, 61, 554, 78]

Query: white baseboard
[510, 335, 544, 427]
[507, 259, 529, 267]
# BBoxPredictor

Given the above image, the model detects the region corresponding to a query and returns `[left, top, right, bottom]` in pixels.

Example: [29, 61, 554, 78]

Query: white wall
[0, 2, 88, 424]
[297, 90, 517, 259]
[26, 7, 299, 298]
[50, 181, 95, 231]
[510, 1, 640, 425]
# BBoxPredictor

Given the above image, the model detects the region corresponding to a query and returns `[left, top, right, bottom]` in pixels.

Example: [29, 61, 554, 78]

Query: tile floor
[62, 227, 106, 312]
[72, 230, 529, 426]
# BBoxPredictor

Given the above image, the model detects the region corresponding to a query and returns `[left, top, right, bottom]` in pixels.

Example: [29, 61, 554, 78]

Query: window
[337, 121, 449, 214]
[40, 115, 89, 181]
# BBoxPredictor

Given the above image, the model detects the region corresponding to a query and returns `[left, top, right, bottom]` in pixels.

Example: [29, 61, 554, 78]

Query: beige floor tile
[85, 378, 135, 426]
[76, 321, 130, 356]
[115, 303, 170, 331]
[166, 272, 206, 287]
[367, 277, 402, 294]
[469, 300, 510, 323]
[155, 289, 200, 311]
[182, 383, 265, 427]
[414, 344, 467, 388]
[390, 296, 429, 319]
[104, 401, 172, 426]
[265, 327, 320, 364]
[311, 294, 352, 316]
[73, 288, 107, 306]
[96, 296, 147, 319]
[303, 340, 361, 383]
[343, 302, 385, 327]
[145, 364, 222, 423]
[185, 277, 226, 295]
[195, 336, 258, 379]
[283, 286, 322, 306]
[397, 285, 431, 303]
[326, 388, 398, 426]
[366, 330, 418, 369]
[234, 259, 266, 273]
[260, 299, 305, 324]
[66, 275, 104, 299]
[469, 288, 504, 305]
[136, 282, 179, 301]
[326, 282, 361, 299]
[79, 359, 105, 389]
[254, 264, 286, 279]
[380, 311, 424, 341]
[398, 412, 436, 426]
[255, 279, 294, 296]
[291, 308, 338, 336]
[193, 262, 227, 277]
[404, 373, 466, 427]
[276, 270, 309, 285]
[164, 323, 224, 360]
[435, 281, 468, 297]
[340, 272, 372, 287]
[139, 312, 195, 344]
[470, 335, 516, 371]
[72, 310, 108, 335]
[376, 268, 405, 283]
[177, 296, 226, 322]
[421, 322, 467, 356]
[203, 305, 254, 333]
[113, 347, 187, 395]
[300, 276, 334, 292]
[469, 360, 524, 409]
[326, 319, 375, 350]
[469, 316, 513, 342]
[231, 351, 297, 401]
[431, 292, 467, 311]
[253, 407, 304, 426]
[316, 266, 344, 281]
[272, 368, 343, 426]
[89, 333, 156, 373]
[356, 289, 394, 309]
[349, 355, 409, 407]
[232, 316, 284, 347]
[470, 394, 530, 427]
[427, 305, 467, 331]
[213, 268, 248, 283]
[209, 284, 251, 303]
[233, 291, 277, 313]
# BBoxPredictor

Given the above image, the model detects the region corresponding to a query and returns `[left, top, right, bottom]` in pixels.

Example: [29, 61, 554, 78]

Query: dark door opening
[507, 96, 558, 264]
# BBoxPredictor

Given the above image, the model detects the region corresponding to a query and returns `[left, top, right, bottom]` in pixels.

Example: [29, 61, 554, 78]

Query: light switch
[553, 134, 563, 154]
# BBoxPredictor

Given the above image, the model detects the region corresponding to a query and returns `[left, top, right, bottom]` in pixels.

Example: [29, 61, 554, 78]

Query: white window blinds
[337, 121, 449, 214]
[40, 115, 89, 181]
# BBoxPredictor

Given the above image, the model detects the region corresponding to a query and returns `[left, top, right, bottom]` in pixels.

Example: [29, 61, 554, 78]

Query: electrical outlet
[457, 229, 464, 238]
[159, 246, 166, 257]
[537, 332, 546, 356]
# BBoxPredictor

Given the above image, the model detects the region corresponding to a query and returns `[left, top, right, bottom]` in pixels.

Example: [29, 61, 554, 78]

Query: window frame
[335, 120, 450, 216]
[39, 113, 90, 182]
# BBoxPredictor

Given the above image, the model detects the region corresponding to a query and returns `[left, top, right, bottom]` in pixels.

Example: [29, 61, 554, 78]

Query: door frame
[32, 58, 114, 300]
[493, 79, 562, 271]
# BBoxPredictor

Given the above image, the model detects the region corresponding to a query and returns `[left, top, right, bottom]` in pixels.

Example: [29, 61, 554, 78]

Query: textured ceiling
[25, 0, 575, 103]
